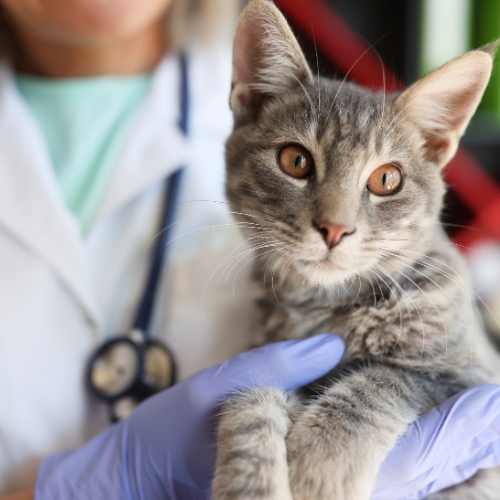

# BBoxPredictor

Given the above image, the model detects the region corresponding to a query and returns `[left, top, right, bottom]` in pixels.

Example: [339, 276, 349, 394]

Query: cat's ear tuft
[478, 39, 500, 59]
[230, 0, 313, 125]
[394, 47, 495, 167]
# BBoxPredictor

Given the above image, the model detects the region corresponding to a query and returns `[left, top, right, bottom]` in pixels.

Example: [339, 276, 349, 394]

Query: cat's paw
[286, 407, 374, 500]
[213, 387, 296, 500]
[287, 445, 372, 499]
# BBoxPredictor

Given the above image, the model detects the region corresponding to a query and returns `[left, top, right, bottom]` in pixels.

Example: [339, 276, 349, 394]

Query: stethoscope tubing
[86, 55, 189, 411]
[133, 54, 189, 336]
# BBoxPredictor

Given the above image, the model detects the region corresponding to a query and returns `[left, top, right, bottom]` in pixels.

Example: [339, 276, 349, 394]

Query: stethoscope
[86, 55, 188, 422]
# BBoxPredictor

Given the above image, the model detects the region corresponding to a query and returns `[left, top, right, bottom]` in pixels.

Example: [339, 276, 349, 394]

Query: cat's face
[226, 80, 446, 286]
[226, 0, 493, 287]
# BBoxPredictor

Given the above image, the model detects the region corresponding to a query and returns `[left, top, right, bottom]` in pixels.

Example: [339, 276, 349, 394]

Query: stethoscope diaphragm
[87, 330, 176, 421]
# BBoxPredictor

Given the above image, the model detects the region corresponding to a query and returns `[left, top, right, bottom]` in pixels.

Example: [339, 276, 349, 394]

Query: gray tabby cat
[212, 1, 500, 498]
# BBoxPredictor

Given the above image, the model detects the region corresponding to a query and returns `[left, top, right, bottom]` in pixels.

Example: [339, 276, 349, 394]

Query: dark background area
[294, 0, 421, 85]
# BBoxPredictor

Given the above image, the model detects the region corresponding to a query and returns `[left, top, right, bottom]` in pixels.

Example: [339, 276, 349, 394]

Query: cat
[212, 1, 500, 498]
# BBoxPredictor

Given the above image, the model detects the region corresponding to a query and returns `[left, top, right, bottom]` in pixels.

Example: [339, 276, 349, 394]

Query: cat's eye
[278, 145, 314, 178]
[367, 164, 402, 196]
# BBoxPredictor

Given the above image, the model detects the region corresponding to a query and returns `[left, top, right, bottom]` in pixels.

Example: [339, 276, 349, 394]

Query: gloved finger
[372, 439, 500, 500]
[388, 437, 500, 500]
[372, 384, 500, 499]
[124, 334, 345, 497]
[185, 333, 345, 410]
[215, 333, 345, 389]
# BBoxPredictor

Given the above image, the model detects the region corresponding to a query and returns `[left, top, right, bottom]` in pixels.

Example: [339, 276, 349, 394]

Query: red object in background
[275, 0, 404, 92]
[275, 0, 500, 251]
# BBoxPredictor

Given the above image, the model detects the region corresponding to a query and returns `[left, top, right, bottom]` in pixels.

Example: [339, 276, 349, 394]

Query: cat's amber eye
[367, 164, 402, 196]
[279, 145, 314, 178]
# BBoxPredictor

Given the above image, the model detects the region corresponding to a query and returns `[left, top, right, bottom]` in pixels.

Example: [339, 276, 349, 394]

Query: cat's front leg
[213, 386, 300, 500]
[286, 364, 434, 500]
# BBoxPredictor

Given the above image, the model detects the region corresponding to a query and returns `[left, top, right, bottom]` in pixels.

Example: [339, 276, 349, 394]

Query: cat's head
[226, 0, 494, 287]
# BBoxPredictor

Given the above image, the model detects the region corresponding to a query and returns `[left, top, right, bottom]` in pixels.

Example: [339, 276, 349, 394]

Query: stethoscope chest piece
[87, 329, 176, 421]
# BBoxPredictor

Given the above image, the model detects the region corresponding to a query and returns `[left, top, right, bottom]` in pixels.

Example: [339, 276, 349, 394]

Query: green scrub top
[16, 73, 152, 234]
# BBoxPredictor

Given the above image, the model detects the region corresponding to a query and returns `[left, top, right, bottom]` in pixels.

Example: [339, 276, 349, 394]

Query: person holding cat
[0, 0, 498, 499]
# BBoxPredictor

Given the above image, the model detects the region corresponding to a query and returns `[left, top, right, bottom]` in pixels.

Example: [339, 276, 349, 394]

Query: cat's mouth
[292, 254, 357, 286]
[299, 250, 352, 273]
[319, 252, 350, 270]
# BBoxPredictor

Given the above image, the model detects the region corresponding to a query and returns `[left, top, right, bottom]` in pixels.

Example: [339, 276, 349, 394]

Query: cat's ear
[394, 44, 497, 167]
[230, 0, 312, 125]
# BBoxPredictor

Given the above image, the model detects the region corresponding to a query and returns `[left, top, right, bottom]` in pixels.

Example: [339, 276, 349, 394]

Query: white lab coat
[0, 44, 254, 493]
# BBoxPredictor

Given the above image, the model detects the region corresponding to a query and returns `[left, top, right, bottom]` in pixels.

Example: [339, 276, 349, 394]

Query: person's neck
[8, 21, 167, 78]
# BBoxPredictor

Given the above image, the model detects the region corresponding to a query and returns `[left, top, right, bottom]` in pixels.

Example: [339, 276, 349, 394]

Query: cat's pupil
[278, 145, 314, 178]
[382, 173, 387, 186]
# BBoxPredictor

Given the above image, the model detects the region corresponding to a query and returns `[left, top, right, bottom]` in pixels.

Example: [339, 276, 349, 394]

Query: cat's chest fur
[251, 230, 492, 383]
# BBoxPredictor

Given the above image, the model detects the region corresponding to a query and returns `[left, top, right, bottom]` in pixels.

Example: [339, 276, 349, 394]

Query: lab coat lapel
[0, 64, 100, 328]
[92, 56, 188, 228]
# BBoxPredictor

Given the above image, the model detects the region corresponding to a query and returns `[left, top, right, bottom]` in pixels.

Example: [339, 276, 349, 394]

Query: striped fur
[213, 1, 500, 498]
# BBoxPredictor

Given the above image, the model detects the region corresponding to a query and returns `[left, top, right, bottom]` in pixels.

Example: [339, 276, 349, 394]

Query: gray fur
[213, 1, 500, 498]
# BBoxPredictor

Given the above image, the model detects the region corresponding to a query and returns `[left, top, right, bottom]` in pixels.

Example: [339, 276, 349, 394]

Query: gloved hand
[373, 384, 500, 500]
[35, 334, 345, 500]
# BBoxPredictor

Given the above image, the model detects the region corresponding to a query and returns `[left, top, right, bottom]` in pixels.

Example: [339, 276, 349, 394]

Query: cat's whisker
[178, 198, 280, 226]
[263, 244, 287, 285]
[342, 275, 356, 296]
[383, 253, 457, 361]
[386, 251, 474, 364]
[278, 252, 293, 285]
[362, 270, 378, 316]
[380, 244, 474, 357]
[150, 222, 274, 318]
[276, 250, 293, 286]
[323, 35, 387, 128]
[391, 247, 474, 310]
[372, 47, 386, 133]
[345, 272, 363, 307]
[220, 239, 278, 285]
[436, 221, 480, 232]
[215, 230, 275, 268]
[371, 264, 405, 358]
[378, 236, 479, 255]
[227, 241, 284, 287]
[202, 239, 277, 315]
[372, 268, 386, 307]
[230, 233, 278, 256]
[224, 231, 276, 259]
[394, 246, 500, 334]
[400, 251, 475, 334]
[375, 258, 415, 326]
[200, 238, 282, 320]
[151, 221, 270, 255]
[232, 247, 286, 297]
[291, 74, 318, 128]
[270, 251, 290, 304]
[312, 32, 322, 125]
[393, 250, 476, 361]
[379, 256, 428, 358]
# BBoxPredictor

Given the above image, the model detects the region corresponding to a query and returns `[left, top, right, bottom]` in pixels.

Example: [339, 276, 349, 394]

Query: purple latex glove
[35, 334, 345, 500]
[373, 384, 500, 500]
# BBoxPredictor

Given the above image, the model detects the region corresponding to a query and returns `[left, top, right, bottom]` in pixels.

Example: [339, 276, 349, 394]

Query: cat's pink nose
[316, 221, 353, 250]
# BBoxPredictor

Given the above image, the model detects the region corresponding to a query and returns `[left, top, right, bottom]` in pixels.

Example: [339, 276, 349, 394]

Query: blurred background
[275, 0, 500, 344]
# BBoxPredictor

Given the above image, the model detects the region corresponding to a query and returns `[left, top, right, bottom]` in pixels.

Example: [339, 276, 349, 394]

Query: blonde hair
[168, 0, 243, 51]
